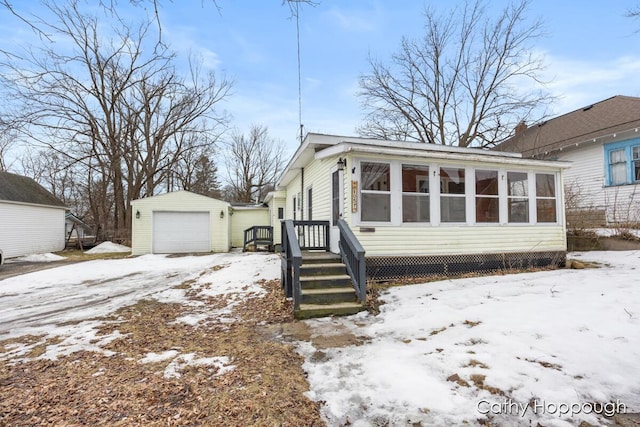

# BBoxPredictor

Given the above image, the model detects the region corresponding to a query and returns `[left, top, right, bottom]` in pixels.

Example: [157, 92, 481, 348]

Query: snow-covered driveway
[0, 252, 279, 338]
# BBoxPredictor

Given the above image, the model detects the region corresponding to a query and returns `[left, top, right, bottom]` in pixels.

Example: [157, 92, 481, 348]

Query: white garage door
[152, 211, 210, 253]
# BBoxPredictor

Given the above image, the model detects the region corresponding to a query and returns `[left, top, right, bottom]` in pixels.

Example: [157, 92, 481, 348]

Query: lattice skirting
[366, 251, 566, 282]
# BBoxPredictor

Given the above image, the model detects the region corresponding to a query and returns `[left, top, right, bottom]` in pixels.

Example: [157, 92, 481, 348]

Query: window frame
[439, 166, 467, 223]
[506, 171, 530, 224]
[360, 161, 392, 224]
[475, 169, 500, 223]
[535, 173, 557, 223]
[352, 158, 560, 227]
[604, 139, 640, 186]
[401, 164, 430, 224]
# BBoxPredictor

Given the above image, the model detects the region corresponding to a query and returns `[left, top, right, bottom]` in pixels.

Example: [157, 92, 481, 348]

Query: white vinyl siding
[557, 143, 605, 211]
[0, 201, 65, 259]
[353, 225, 565, 256]
[230, 208, 270, 247]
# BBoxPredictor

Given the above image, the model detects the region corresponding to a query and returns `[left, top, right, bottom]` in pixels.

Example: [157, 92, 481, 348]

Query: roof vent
[582, 105, 593, 111]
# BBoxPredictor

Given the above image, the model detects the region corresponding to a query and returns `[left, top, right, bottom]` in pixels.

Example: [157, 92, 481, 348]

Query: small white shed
[131, 190, 231, 255]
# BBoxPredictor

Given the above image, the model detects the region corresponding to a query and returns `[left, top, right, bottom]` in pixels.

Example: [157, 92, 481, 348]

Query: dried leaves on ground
[0, 271, 324, 427]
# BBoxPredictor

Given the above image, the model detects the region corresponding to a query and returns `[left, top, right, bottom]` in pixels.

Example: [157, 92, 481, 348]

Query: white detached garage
[131, 191, 230, 255]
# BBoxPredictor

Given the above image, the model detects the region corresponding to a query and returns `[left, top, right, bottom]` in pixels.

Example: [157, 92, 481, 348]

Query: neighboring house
[0, 171, 67, 262]
[131, 190, 232, 255]
[495, 95, 640, 227]
[65, 212, 93, 242]
[272, 133, 570, 281]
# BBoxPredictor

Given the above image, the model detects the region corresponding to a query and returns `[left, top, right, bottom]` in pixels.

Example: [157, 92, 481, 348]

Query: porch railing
[243, 225, 273, 251]
[292, 220, 330, 251]
[338, 219, 367, 302]
[281, 220, 302, 311]
[281, 219, 367, 310]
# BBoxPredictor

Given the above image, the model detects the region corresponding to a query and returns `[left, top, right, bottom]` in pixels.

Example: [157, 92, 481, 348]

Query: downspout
[300, 167, 304, 221]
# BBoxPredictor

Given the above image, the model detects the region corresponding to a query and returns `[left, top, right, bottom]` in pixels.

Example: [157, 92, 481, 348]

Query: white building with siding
[273, 133, 569, 279]
[0, 171, 66, 262]
[131, 191, 231, 255]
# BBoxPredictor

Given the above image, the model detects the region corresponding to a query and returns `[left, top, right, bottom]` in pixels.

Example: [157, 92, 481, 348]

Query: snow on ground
[85, 241, 131, 254]
[299, 250, 640, 426]
[1, 249, 639, 425]
[8, 253, 66, 262]
[0, 252, 280, 361]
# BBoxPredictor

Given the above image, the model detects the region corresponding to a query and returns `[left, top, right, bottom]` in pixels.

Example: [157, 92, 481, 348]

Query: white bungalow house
[0, 171, 67, 263]
[496, 95, 640, 227]
[270, 133, 570, 318]
[128, 134, 570, 318]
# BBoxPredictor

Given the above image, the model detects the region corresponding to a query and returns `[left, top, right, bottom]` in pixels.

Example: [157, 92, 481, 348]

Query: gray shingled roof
[496, 95, 640, 157]
[0, 171, 66, 207]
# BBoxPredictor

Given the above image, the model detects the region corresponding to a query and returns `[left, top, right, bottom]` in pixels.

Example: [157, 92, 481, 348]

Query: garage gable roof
[0, 171, 66, 208]
[131, 190, 230, 206]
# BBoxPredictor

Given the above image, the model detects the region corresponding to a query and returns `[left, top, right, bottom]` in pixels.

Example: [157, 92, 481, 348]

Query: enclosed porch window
[440, 167, 466, 223]
[507, 172, 529, 223]
[402, 164, 430, 223]
[536, 173, 556, 222]
[361, 162, 391, 222]
[475, 170, 499, 223]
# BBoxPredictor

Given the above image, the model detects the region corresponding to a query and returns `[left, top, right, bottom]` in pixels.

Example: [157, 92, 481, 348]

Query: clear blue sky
[2, 1, 640, 158]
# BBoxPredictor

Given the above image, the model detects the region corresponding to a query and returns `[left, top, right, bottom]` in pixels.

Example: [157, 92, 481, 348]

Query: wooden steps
[294, 252, 365, 319]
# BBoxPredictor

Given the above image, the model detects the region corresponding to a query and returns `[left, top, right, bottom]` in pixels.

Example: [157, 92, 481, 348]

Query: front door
[330, 169, 343, 253]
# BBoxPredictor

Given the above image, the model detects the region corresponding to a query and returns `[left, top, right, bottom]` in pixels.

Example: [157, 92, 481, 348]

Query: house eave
[0, 199, 68, 210]
[315, 142, 572, 169]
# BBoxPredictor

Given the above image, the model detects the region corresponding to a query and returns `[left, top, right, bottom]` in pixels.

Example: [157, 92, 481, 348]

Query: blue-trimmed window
[604, 139, 640, 186]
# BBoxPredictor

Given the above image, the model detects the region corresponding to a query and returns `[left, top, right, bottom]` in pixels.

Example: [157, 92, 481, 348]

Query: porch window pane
[634, 147, 640, 181]
[508, 172, 528, 196]
[476, 170, 498, 223]
[362, 162, 390, 191]
[508, 172, 529, 223]
[537, 199, 556, 222]
[402, 164, 429, 223]
[536, 174, 555, 197]
[361, 193, 390, 222]
[403, 195, 430, 222]
[508, 198, 529, 222]
[361, 162, 391, 222]
[440, 167, 465, 194]
[440, 167, 466, 223]
[609, 149, 626, 185]
[536, 173, 556, 223]
[476, 197, 499, 222]
[441, 196, 466, 222]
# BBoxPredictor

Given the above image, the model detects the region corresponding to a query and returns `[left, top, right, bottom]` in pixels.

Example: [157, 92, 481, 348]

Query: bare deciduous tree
[224, 124, 285, 203]
[1, 0, 231, 240]
[358, 0, 552, 148]
[171, 140, 223, 199]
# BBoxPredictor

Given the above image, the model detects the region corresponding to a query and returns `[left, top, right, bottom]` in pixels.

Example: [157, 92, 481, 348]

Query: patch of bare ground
[0, 276, 323, 426]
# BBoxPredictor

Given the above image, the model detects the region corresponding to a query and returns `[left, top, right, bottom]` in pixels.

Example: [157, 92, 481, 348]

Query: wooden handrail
[338, 219, 367, 302]
[281, 220, 303, 311]
[243, 225, 273, 251]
